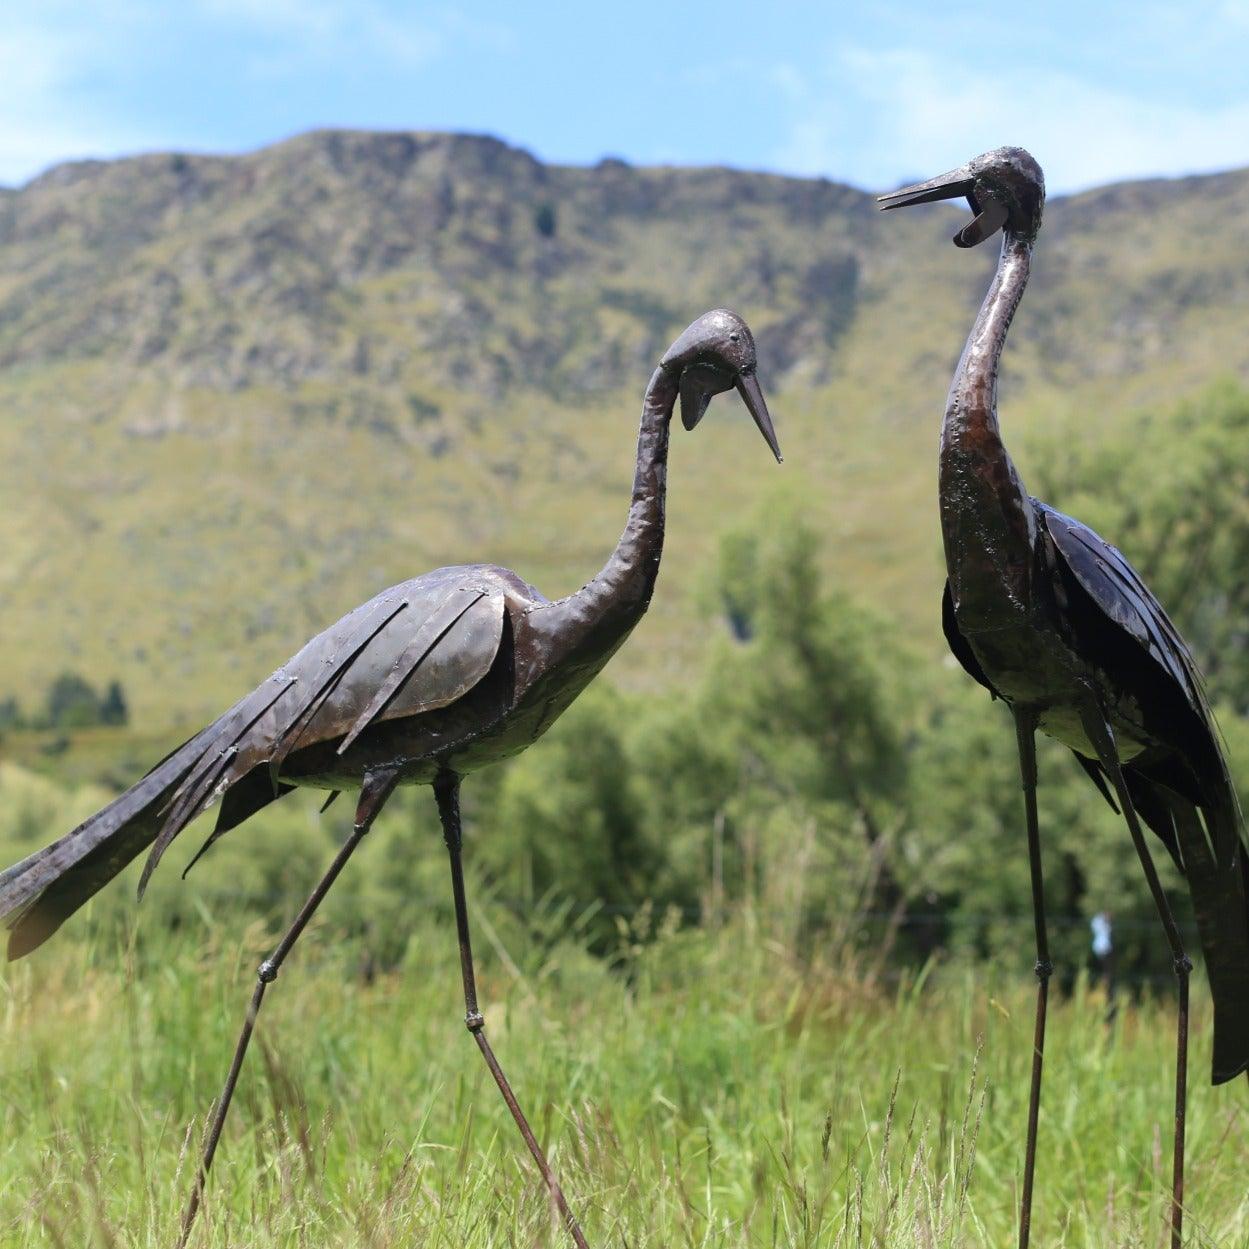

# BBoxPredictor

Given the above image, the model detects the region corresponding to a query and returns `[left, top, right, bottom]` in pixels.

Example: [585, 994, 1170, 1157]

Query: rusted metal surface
[0, 307, 780, 1249]
[882, 147, 1249, 1249]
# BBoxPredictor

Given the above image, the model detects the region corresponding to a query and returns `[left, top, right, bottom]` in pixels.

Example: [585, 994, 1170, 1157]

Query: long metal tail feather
[138, 676, 295, 895]
[1084, 748, 1249, 1085]
[1166, 792, 1249, 1083]
[0, 722, 218, 959]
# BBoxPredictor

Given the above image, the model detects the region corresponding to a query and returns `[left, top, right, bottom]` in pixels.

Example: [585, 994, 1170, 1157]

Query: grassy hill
[3, 129, 1249, 732]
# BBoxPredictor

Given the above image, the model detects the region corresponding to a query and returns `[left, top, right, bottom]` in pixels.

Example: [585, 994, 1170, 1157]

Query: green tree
[649, 493, 915, 944]
[0, 696, 22, 730]
[100, 680, 129, 726]
[486, 684, 659, 949]
[45, 673, 103, 729]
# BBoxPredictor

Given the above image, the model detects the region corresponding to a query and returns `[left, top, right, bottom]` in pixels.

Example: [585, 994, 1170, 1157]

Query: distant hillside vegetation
[2, 130, 1248, 727]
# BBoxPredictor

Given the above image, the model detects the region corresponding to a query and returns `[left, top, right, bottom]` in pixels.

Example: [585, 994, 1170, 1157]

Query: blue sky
[4, 1, 1249, 194]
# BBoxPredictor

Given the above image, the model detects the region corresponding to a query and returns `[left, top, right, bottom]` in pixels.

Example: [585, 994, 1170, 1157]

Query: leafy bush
[3, 384, 1248, 997]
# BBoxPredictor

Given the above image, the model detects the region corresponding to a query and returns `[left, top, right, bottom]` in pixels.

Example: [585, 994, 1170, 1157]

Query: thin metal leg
[1080, 705, 1191, 1249]
[176, 769, 398, 1248]
[1013, 706, 1051, 1249]
[432, 772, 590, 1249]
[1174, 961, 1190, 1246]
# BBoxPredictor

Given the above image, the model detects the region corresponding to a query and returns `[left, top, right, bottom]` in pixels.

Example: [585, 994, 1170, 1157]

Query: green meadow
[4, 906, 1248, 1247]
[4, 380, 1249, 1246]
[7, 137, 1249, 1246]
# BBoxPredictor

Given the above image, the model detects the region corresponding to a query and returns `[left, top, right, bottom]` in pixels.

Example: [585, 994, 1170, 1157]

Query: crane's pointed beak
[877, 166, 975, 210]
[878, 165, 1009, 248]
[736, 372, 782, 463]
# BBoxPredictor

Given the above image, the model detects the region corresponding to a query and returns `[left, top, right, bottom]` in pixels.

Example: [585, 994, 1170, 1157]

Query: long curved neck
[940, 232, 1037, 628]
[579, 365, 678, 622]
[516, 367, 678, 697]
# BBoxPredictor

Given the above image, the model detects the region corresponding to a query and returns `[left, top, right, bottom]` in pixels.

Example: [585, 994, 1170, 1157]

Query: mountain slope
[3, 130, 1248, 726]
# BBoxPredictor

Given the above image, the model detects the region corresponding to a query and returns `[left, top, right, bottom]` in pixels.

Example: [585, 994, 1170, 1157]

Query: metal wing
[1037, 501, 1207, 716]
[139, 570, 506, 889]
[942, 580, 998, 697]
[944, 576, 1118, 810]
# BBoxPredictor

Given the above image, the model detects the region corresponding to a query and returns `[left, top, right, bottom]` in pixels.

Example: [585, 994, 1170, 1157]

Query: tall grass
[2, 893, 1247, 1248]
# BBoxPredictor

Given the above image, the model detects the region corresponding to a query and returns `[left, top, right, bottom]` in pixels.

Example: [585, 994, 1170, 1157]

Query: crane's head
[877, 146, 1045, 247]
[659, 308, 782, 462]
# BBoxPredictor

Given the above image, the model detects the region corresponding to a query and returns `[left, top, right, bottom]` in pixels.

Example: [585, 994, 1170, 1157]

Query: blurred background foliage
[4, 382, 1249, 995]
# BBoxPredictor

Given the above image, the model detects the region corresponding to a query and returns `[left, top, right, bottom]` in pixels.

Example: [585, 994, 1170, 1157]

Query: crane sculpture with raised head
[880, 148, 1249, 1249]
[0, 308, 782, 1249]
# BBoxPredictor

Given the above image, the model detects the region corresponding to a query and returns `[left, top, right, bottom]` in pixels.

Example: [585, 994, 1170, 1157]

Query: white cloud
[772, 45, 1249, 194]
[1219, 0, 1249, 24]
[0, 16, 166, 184]
[0, 2, 514, 185]
[199, 0, 444, 74]
[1, 4, 1242, 196]
[0, 121, 158, 186]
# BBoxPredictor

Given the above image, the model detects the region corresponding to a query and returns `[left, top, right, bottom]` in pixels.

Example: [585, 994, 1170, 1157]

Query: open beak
[735, 372, 782, 464]
[877, 164, 1007, 248]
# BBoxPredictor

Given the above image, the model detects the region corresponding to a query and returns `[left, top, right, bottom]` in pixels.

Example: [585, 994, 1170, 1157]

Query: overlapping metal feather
[137, 577, 505, 892]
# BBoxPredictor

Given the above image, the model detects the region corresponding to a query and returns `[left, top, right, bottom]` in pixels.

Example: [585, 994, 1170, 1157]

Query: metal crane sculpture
[0, 308, 781, 1249]
[879, 148, 1249, 1249]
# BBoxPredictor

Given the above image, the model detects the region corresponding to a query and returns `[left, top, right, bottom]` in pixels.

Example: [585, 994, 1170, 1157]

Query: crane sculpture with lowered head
[0, 307, 783, 1249]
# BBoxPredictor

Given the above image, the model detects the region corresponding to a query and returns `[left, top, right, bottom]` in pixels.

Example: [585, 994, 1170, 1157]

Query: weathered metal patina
[0, 308, 782, 1249]
[881, 147, 1249, 1249]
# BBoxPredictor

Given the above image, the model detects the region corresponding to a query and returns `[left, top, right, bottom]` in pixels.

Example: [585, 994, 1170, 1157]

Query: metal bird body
[0, 527, 624, 957]
[882, 147, 1249, 1248]
[945, 496, 1249, 1068]
[0, 308, 782, 1249]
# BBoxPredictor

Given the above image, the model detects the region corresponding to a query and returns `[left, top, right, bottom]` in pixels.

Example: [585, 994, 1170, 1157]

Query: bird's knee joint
[257, 959, 278, 984]
[1034, 959, 1053, 982]
[1174, 954, 1193, 977]
[464, 1010, 485, 1033]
